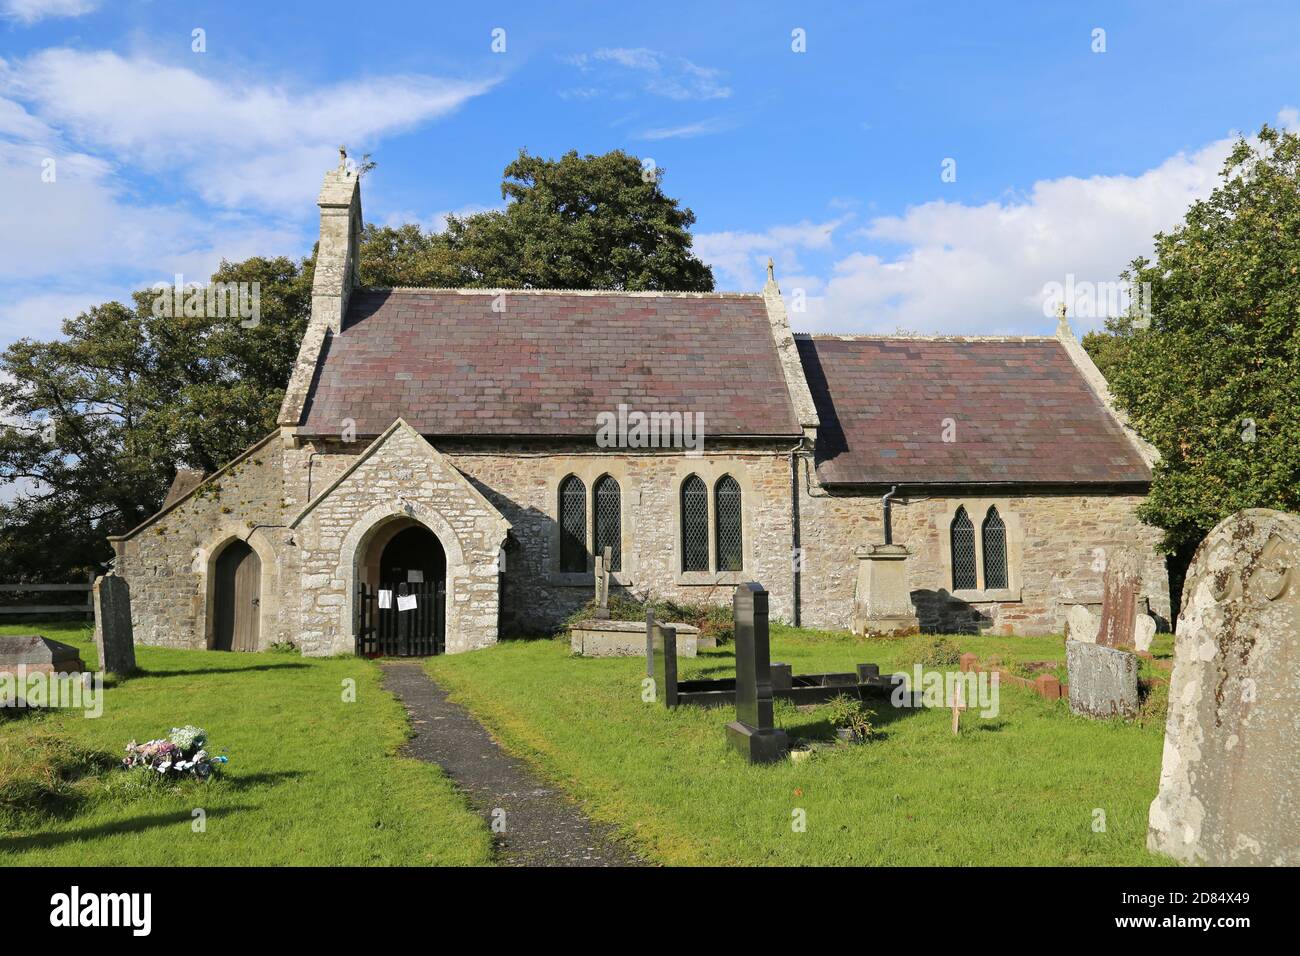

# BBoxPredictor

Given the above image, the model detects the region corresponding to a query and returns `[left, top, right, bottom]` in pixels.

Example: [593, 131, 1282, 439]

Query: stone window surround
[198, 525, 281, 652]
[936, 498, 1023, 602]
[546, 460, 635, 587]
[671, 460, 755, 587]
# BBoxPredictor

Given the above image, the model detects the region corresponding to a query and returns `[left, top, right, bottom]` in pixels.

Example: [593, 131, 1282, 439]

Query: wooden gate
[213, 541, 260, 652]
[357, 581, 445, 657]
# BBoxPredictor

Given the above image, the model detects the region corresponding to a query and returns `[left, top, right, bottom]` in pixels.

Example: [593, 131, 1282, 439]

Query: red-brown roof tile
[298, 290, 802, 438]
[795, 336, 1151, 486]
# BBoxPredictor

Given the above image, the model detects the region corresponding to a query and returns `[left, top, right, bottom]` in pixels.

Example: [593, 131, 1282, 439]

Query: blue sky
[1, 0, 1297, 345]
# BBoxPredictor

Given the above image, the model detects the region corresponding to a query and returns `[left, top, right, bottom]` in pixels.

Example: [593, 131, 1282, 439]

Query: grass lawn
[1, 621, 492, 866]
[426, 626, 1176, 866]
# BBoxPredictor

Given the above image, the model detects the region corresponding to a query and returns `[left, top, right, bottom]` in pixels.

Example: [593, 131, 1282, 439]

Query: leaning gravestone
[1066, 640, 1139, 718]
[92, 573, 137, 674]
[1097, 548, 1141, 648]
[1148, 509, 1300, 866]
[725, 583, 789, 763]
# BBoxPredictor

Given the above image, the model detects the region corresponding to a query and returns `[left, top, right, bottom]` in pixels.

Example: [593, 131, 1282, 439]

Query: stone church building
[109, 161, 1170, 655]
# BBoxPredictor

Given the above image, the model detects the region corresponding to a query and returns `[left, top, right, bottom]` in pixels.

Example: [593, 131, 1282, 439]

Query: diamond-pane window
[982, 506, 1008, 590]
[715, 475, 743, 572]
[559, 475, 586, 573]
[593, 475, 622, 572]
[681, 475, 709, 572]
[951, 506, 977, 590]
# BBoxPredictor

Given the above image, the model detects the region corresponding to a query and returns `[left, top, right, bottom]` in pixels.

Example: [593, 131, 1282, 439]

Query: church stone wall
[442, 445, 797, 633]
[796, 470, 1170, 634]
[110, 436, 291, 650]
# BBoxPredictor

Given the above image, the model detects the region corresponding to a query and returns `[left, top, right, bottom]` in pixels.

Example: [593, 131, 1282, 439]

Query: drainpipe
[882, 485, 898, 545]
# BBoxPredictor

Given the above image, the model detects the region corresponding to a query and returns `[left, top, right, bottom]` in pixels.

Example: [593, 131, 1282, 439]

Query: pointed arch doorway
[357, 518, 447, 657]
[213, 540, 261, 651]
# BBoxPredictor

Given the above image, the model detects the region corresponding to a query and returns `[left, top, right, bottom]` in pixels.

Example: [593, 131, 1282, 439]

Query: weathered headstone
[592, 546, 612, 620]
[1066, 640, 1138, 719]
[0, 635, 84, 675]
[1065, 603, 1100, 644]
[1097, 548, 1140, 648]
[725, 583, 789, 763]
[851, 544, 920, 637]
[1133, 612, 1156, 653]
[1148, 509, 1300, 866]
[92, 573, 137, 674]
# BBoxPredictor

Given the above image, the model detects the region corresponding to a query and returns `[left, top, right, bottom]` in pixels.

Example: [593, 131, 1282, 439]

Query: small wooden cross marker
[951, 679, 967, 735]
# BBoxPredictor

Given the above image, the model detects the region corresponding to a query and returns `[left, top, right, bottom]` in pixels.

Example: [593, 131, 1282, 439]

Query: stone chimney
[277, 149, 363, 427]
[312, 146, 363, 333]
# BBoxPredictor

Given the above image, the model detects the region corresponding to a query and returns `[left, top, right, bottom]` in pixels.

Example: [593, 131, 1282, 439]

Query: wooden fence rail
[0, 572, 95, 617]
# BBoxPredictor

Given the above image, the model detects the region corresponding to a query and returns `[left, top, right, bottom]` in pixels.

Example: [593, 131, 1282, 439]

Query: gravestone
[0, 635, 84, 674]
[851, 544, 920, 637]
[1148, 509, 1300, 866]
[724, 583, 789, 763]
[647, 618, 679, 708]
[1066, 640, 1138, 719]
[1065, 603, 1100, 644]
[92, 573, 137, 674]
[1097, 548, 1141, 648]
[1133, 612, 1156, 653]
[592, 546, 612, 620]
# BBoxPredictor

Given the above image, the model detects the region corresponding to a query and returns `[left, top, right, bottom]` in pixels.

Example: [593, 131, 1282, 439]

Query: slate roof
[297, 290, 802, 438]
[795, 335, 1151, 486]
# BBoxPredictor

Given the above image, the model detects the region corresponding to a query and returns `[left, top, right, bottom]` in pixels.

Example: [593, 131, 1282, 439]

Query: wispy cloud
[635, 117, 731, 141]
[0, 0, 98, 24]
[563, 47, 731, 101]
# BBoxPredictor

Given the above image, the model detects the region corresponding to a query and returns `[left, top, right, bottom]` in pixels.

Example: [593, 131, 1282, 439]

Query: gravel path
[381, 662, 645, 867]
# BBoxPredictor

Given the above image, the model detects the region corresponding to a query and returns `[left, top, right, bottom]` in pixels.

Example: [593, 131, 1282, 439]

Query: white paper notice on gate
[397, 594, 418, 612]
[378, 589, 393, 609]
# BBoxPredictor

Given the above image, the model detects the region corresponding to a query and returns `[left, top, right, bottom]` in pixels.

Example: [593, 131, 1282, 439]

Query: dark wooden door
[214, 541, 260, 652]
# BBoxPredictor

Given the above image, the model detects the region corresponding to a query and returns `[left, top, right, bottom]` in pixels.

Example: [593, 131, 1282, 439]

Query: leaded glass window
[681, 475, 709, 572]
[559, 475, 586, 573]
[951, 506, 977, 590]
[981, 506, 1008, 590]
[715, 475, 743, 572]
[593, 475, 622, 572]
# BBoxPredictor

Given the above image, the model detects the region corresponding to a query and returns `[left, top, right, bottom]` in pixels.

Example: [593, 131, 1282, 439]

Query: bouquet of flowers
[122, 725, 227, 779]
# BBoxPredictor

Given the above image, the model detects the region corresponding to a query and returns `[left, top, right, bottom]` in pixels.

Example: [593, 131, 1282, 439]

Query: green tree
[0, 257, 311, 580]
[358, 149, 715, 290]
[1085, 124, 1300, 561]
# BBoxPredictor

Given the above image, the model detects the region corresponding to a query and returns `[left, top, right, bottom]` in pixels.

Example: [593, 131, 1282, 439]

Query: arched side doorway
[212, 540, 260, 651]
[356, 517, 447, 656]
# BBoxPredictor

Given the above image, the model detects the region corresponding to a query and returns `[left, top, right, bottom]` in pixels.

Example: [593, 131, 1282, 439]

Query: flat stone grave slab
[0, 635, 85, 674]
[1066, 639, 1138, 719]
[571, 619, 702, 657]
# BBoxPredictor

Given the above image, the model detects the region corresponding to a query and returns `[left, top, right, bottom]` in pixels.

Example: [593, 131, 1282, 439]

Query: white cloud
[0, 0, 98, 24]
[1, 49, 498, 210]
[0, 287, 128, 343]
[709, 130, 1241, 333]
[694, 219, 843, 291]
[564, 48, 731, 101]
[806, 137, 1230, 334]
[635, 117, 731, 141]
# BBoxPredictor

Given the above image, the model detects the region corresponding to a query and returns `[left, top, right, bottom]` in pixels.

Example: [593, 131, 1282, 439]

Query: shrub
[824, 694, 877, 741]
[895, 635, 962, 671]
[563, 592, 734, 643]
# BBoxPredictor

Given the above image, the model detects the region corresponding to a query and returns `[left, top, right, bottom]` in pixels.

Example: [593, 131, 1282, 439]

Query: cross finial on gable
[1055, 301, 1072, 338]
[766, 257, 776, 284]
[338, 145, 348, 172]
